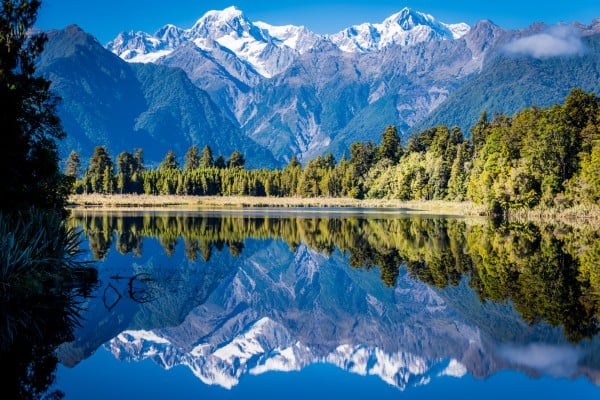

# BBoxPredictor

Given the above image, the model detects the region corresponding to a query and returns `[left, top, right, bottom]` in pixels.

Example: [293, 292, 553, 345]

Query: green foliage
[65, 150, 81, 178]
[184, 145, 200, 171]
[75, 90, 600, 212]
[84, 146, 114, 194]
[0, 0, 70, 213]
[378, 125, 402, 163]
[227, 150, 245, 169]
[214, 155, 226, 169]
[199, 145, 214, 169]
[159, 150, 179, 171]
[0, 209, 94, 291]
[465, 89, 600, 212]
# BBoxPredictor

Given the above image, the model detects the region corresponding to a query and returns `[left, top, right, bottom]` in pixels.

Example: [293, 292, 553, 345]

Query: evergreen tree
[214, 155, 226, 169]
[65, 150, 81, 178]
[159, 150, 179, 171]
[287, 155, 301, 169]
[133, 148, 144, 173]
[0, 0, 70, 212]
[116, 151, 135, 193]
[184, 145, 200, 171]
[199, 145, 214, 168]
[470, 111, 489, 155]
[228, 150, 245, 169]
[86, 146, 114, 193]
[378, 125, 402, 163]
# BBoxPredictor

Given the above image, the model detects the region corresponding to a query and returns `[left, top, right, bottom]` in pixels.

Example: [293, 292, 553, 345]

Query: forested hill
[411, 32, 600, 136]
[70, 89, 600, 214]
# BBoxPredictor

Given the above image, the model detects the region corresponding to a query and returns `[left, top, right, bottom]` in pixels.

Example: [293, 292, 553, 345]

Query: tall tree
[228, 150, 245, 169]
[116, 151, 135, 193]
[184, 145, 200, 171]
[85, 146, 113, 193]
[159, 150, 179, 171]
[65, 150, 81, 178]
[0, 0, 70, 212]
[199, 145, 214, 169]
[470, 111, 489, 155]
[133, 148, 144, 173]
[378, 125, 402, 163]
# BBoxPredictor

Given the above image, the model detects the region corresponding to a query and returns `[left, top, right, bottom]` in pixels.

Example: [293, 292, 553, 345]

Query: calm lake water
[18, 210, 600, 398]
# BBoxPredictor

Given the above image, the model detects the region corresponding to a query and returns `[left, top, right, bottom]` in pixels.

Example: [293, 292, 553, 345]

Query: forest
[69, 89, 600, 214]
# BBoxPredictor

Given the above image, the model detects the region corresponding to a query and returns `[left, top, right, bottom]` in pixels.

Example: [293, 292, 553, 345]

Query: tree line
[68, 88, 600, 213]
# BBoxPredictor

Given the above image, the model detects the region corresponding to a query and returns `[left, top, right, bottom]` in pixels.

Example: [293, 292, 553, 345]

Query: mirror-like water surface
[21, 211, 600, 398]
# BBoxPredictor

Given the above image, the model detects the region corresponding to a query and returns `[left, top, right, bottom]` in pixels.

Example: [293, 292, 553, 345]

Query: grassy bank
[506, 205, 600, 229]
[67, 194, 486, 216]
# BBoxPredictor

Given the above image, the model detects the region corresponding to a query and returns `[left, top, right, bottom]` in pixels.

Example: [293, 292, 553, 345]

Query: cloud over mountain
[503, 25, 585, 58]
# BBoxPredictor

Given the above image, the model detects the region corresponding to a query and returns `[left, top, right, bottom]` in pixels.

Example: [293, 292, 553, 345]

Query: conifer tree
[184, 145, 200, 171]
[65, 150, 81, 178]
[228, 151, 245, 169]
[378, 125, 402, 163]
[159, 150, 179, 170]
[0, 0, 70, 212]
[133, 148, 145, 173]
[214, 155, 226, 169]
[199, 145, 214, 168]
[86, 146, 114, 193]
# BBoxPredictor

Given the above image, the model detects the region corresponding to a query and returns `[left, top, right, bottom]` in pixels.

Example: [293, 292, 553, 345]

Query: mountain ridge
[41, 8, 600, 166]
[106, 6, 470, 73]
[39, 25, 278, 168]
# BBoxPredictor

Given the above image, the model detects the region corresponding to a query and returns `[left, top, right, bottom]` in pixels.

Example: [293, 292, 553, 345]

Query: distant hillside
[38, 25, 277, 168]
[411, 32, 600, 136]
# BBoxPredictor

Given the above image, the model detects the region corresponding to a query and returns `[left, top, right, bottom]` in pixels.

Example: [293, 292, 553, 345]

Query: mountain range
[56, 233, 600, 391]
[38, 6, 600, 166]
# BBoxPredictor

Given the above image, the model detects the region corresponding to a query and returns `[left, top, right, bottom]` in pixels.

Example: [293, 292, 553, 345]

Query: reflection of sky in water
[55, 214, 600, 399]
[57, 348, 599, 400]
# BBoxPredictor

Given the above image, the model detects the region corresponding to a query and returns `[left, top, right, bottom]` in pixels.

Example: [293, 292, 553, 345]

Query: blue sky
[36, 0, 600, 44]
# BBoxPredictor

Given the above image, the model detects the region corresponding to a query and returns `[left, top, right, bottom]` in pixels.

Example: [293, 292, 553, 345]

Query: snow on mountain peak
[384, 7, 436, 30]
[329, 7, 470, 53]
[254, 21, 320, 54]
[190, 5, 252, 36]
[106, 6, 470, 73]
[205, 5, 243, 20]
[108, 322, 465, 391]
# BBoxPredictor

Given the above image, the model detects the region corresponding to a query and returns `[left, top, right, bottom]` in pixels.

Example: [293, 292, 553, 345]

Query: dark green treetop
[0, 0, 70, 212]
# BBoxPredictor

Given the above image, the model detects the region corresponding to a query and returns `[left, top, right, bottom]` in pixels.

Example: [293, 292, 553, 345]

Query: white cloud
[497, 343, 581, 377]
[503, 25, 585, 58]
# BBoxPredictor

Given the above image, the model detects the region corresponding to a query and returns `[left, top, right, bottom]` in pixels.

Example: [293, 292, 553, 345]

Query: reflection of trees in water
[71, 213, 600, 341]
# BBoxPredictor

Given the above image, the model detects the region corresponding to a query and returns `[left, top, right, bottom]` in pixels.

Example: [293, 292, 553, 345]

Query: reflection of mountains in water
[59, 213, 600, 390]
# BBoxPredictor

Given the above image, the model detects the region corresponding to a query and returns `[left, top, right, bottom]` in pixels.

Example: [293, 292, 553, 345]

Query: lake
[12, 210, 600, 399]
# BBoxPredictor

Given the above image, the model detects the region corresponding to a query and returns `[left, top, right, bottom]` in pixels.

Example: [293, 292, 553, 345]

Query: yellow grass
[67, 194, 487, 217]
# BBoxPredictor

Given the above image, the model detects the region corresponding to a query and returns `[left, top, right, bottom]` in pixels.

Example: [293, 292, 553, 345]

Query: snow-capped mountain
[108, 319, 468, 391]
[56, 7, 600, 166]
[102, 6, 480, 164]
[329, 7, 470, 53]
[106, 6, 469, 77]
[254, 21, 321, 54]
[107, 6, 316, 78]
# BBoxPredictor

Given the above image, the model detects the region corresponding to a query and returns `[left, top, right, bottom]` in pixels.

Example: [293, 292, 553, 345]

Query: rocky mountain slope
[42, 7, 600, 166]
[38, 25, 277, 167]
[104, 6, 490, 163]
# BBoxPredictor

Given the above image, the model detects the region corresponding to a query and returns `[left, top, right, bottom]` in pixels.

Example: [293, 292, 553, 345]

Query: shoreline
[67, 194, 600, 228]
[67, 194, 486, 217]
